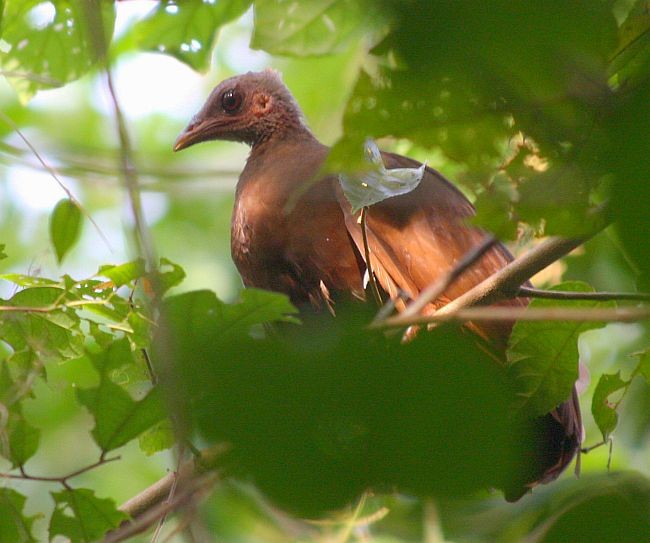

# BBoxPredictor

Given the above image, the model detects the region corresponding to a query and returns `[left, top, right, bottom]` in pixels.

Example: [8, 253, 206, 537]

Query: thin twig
[398, 234, 498, 320]
[150, 448, 184, 542]
[371, 305, 650, 330]
[1, 455, 120, 486]
[0, 110, 112, 251]
[518, 286, 650, 301]
[360, 207, 383, 306]
[103, 69, 156, 268]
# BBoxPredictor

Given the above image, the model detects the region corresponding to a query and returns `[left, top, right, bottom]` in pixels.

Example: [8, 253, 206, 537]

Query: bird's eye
[221, 89, 243, 113]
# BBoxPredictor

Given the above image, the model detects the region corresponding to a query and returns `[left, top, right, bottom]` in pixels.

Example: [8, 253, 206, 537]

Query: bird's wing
[335, 151, 526, 344]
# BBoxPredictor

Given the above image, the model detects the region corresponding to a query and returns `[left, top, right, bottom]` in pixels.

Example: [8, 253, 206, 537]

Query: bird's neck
[239, 129, 329, 196]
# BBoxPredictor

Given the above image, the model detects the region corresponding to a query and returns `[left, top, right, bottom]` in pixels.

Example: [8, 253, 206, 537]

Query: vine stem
[518, 286, 650, 301]
[0, 110, 112, 251]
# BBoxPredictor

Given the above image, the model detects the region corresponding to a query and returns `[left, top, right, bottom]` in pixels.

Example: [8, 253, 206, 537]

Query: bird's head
[174, 69, 306, 151]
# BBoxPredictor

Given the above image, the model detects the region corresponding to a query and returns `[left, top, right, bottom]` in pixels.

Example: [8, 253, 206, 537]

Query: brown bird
[174, 69, 581, 500]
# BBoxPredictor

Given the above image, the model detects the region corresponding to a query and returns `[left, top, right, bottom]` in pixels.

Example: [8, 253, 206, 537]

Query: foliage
[0, 0, 649, 541]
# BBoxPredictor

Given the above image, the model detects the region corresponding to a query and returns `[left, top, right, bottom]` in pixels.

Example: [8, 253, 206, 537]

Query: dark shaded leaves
[49, 488, 128, 543]
[161, 299, 543, 514]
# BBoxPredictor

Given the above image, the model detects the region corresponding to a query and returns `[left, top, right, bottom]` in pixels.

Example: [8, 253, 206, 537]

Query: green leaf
[77, 378, 165, 452]
[339, 139, 425, 213]
[0, 0, 116, 101]
[86, 337, 134, 377]
[97, 259, 146, 288]
[0, 244, 6, 260]
[162, 288, 298, 352]
[471, 173, 519, 240]
[0, 287, 84, 361]
[507, 281, 615, 417]
[252, 0, 382, 56]
[0, 274, 58, 287]
[49, 488, 128, 543]
[50, 199, 82, 264]
[591, 372, 628, 440]
[637, 350, 650, 384]
[138, 418, 175, 456]
[153, 257, 186, 294]
[129, 0, 251, 72]
[0, 410, 40, 468]
[0, 488, 38, 543]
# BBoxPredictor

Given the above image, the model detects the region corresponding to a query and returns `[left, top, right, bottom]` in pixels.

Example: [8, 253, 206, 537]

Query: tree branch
[115, 446, 224, 523]
[105, 447, 225, 542]
[1, 455, 120, 488]
[105, 472, 219, 543]
[518, 286, 650, 301]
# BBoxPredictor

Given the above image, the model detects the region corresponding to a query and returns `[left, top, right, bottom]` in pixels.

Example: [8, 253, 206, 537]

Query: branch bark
[372, 305, 650, 329]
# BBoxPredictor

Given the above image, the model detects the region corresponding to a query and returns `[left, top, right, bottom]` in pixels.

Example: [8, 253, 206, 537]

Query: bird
[174, 69, 582, 501]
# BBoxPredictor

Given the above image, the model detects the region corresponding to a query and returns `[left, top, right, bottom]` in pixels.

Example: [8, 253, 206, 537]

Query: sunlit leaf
[97, 259, 145, 288]
[0, 0, 115, 101]
[138, 418, 175, 456]
[50, 199, 82, 264]
[339, 139, 425, 213]
[129, 0, 251, 72]
[0, 488, 38, 543]
[252, 0, 382, 56]
[0, 274, 58, 287]
[49, 488, 128, 543]
[507, 281, 615, 417]
[591, 372, 628, 440]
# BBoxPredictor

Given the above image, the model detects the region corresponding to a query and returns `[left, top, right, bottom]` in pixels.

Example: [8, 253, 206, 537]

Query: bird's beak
[173, 118, 208, 152]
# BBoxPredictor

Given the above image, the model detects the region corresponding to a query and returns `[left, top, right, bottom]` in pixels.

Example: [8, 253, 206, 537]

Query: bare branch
[1, 455, 120, 487]
[117, 446, 225, 520]
[372, 305, 650, 330]
[105, 473, 219, 543]
[518, 286, 650, 302]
